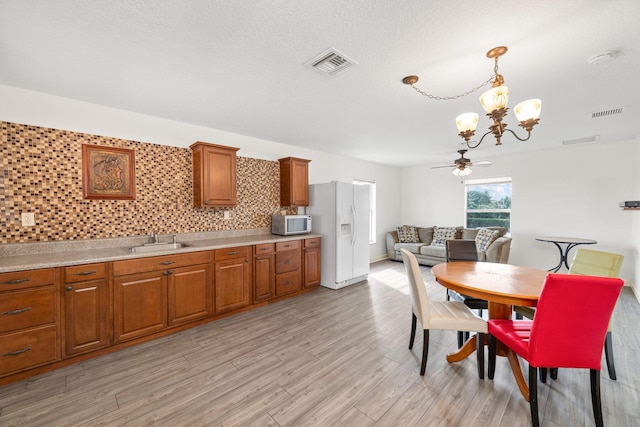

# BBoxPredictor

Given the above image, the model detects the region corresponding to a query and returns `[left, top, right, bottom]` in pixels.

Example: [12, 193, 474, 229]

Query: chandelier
[402, 46, 541, 149]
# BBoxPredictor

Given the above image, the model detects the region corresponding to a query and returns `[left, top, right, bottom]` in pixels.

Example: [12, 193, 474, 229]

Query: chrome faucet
[150, 230, 159, 243]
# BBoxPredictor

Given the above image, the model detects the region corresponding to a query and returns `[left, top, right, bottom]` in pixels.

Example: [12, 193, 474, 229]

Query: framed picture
[82, 145, 136, 200]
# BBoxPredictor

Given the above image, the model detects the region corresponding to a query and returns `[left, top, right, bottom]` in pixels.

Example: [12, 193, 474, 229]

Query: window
[465, 177, 511, 231]
[354, 180, 376, 244]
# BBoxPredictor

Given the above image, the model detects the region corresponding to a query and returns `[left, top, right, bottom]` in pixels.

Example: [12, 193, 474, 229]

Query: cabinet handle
[256, 256, 267, 260]
[74, 270, 97, 276]
[1, 307, 32, 315]
[227, 251, 238, 255]
[284, 280, 292, 285]
[66, 286, 73, 291]
[284, 260, 291, 265]
[1, 278, 30, 285]
[3, 347, 32, 357]
[159, 261, 175, 265]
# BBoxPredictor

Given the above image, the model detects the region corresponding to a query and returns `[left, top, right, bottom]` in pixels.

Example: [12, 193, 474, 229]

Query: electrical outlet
[21, 212, 35, 227]
[223, 210, 230, 220]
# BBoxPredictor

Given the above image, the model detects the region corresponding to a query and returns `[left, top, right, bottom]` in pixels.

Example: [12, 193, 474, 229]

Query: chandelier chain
[409, 74, 495, 101]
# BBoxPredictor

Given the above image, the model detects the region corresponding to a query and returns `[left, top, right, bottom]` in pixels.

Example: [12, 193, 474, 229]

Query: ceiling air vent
[304, 48, 357, 78]
[562, 135, 600, 146]
[591, 106, 628, 119]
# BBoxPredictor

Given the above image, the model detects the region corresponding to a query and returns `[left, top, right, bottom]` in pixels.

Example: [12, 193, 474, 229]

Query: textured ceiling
[1, 0, 639, 167]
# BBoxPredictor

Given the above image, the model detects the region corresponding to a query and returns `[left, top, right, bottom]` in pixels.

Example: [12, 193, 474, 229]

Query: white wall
[0, 85, 401, 261]
[402, 139, 639, 288]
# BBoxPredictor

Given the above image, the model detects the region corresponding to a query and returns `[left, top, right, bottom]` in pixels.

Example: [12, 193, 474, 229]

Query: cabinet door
[191, 142, 239, 207]
[279, 157, 310, 207]
[254, 253, 274, 302]
[168, 264, 212, 326]
[63, 279, 109, 356]
[214, 257, 251, 314]
[113, 272, 167, 342]
[303, 245, 321, 288]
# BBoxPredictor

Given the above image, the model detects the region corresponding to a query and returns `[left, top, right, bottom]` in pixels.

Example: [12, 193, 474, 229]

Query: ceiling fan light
[514, 98, 542, 121]
[455, 113, 479, 132]
[452, 167, 472, 176]
[479, 86, 509, 113]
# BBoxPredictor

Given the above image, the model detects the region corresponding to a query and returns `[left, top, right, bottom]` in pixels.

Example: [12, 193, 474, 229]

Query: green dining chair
[513, 248, 624, 380]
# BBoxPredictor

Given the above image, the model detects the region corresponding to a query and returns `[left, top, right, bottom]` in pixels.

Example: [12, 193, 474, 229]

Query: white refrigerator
[307, 181, 370, 289]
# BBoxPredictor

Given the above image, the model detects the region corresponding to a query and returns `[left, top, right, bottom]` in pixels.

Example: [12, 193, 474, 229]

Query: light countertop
[0, 230, 321, 273]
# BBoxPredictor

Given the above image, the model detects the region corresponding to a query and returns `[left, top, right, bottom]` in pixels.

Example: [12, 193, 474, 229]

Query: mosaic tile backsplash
[1, 121, 293, 244]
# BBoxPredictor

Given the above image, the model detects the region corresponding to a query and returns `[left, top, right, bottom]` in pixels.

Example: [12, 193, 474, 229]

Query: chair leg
[590, 369, 604, 427]
[529, 365, 540, 427]
[515, 312, 523, 320]
[550, 368, 558, 380]
[420, 329, 429, 376]
[457, 331, 464, 349]
[409, 313, 417, 350]
[604, 331, 616, 380]
[488, 334, 496, 380]
[539, 367, 547, 384]
[476, 333, 485, 379]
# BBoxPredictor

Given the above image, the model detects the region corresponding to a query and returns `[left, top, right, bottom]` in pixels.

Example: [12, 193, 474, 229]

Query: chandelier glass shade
[403, 46, 541, 149]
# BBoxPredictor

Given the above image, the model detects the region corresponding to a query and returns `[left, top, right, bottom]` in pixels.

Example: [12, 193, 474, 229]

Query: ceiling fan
[431, 149, 492, 176]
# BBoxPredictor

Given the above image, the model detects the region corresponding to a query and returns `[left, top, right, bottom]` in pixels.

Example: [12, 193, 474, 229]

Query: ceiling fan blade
[431, 164, 455, 169]
[472, 161, 492, 166]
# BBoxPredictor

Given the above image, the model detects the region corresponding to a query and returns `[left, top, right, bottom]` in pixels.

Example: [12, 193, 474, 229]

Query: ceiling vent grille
[562, 135, 601, 146]
[591, 106, 628, 119]
[304, 48, 357, 77]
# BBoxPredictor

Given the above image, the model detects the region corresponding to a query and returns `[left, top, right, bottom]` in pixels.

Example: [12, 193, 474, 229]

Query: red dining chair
[488, 273, 623, 427]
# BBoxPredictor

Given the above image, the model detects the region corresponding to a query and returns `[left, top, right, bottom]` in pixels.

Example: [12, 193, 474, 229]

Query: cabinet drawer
[113, 251, 211, 276]
[276, 271, 301, 296]
[0, 287, 56, 334]
[276, 240, 300, 252]
[0, 268, 54, 291]
[64, 263, 107, 283]
[254, 243, 275, 254]
[275, 250, 301, 274]
[304, 238, 321, 248]
[0, 325, 58, 376]
[215, 246, 250, 261]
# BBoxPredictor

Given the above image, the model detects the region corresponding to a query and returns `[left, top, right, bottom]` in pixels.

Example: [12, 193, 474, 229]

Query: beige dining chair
[400, 248, 487, 378]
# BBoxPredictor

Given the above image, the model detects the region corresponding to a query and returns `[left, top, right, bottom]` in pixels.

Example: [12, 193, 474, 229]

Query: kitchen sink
[127, 242, 191, 253]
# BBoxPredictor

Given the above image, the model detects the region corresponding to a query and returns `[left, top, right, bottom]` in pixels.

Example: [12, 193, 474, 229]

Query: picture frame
[82, 144, 136, 200]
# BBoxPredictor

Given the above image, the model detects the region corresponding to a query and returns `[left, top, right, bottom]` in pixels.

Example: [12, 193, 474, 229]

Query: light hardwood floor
[1, 259, 639, 426]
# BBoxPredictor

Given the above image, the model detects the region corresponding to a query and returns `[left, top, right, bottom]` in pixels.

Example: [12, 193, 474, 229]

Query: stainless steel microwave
[271, 214, 312, 235]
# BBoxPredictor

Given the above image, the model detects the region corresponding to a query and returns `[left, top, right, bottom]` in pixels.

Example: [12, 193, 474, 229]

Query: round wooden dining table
[431, 261, 548, 400]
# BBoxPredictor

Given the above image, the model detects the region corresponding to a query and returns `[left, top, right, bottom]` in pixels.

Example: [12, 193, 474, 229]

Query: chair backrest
[528, 273, 623, 369]
[400, 248, 431, 325]
[445, 239, 478, 262]
[569, 248, 623, 278]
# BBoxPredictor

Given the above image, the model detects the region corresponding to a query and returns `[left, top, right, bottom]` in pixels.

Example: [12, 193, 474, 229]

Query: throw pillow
[397, 225, 419, 243]
[476, 228, 500, 251]
[431, 226, 458, 246]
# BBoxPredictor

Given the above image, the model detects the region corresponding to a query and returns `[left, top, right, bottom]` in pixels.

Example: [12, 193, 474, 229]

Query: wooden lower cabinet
[275, 240, 301, 296]
[168, 263, 212, 326]
[303, 237, 321, 288]
[0, 268, 59, 378]
[113, 271, 168, 343]
[214, 246, 252, 314]
[63, 263, 109, 357]
[1, 240, 321, 385]
[253, 243, 275, 303]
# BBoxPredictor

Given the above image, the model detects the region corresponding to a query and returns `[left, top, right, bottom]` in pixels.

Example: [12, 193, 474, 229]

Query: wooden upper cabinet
[279, 157, 310, 207]
[191, 142, 239, 207]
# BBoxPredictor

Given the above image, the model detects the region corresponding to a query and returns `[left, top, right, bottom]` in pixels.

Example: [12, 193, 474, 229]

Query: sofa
[386, 225, 512, 266]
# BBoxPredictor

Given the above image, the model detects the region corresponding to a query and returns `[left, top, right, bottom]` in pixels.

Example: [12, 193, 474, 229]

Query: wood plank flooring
[1, 259, 639, 426]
